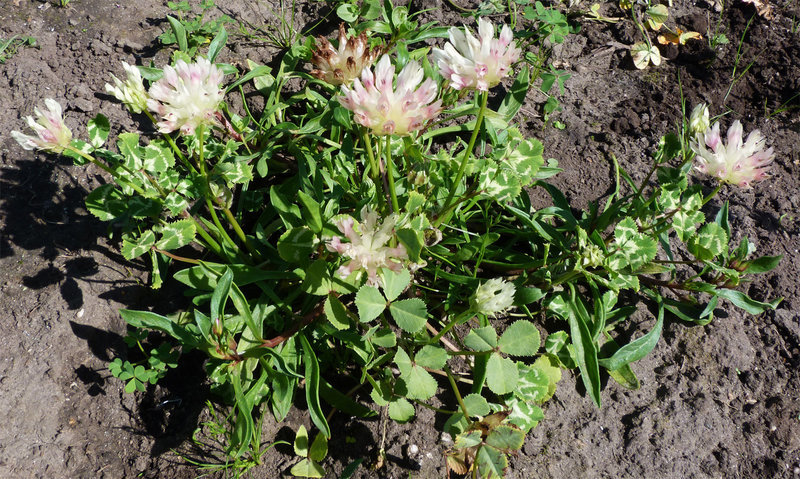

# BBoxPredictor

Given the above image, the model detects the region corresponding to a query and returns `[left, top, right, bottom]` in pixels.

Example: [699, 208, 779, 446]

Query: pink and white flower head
[146, 57, 225, 135]
[105, 61, 148, 114]
[11, 98, 73, 153]
[339, 55, 442, 136]
[327, 206, 409, 286]
[310, 24, 381, 86]
[691, 120, 774, 188]
[431, 18, 521, 92]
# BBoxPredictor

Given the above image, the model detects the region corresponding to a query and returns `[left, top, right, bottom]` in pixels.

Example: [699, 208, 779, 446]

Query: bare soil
[1, 0, 798, 478]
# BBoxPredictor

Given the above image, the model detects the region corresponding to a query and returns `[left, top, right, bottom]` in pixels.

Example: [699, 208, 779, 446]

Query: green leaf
[380, 267, 410, 302]
[400, 365, 437, 401]
[370, 328, 396, 348]
[688, 222, 728, 261]
[88, 114, 110, 148]
[741, 255, 782, 274]
[564, 287, 601, 407]
[388, 298, 427, 333]
[388, 398, 415, 423]
[486, 353, 518, 395]
[143, 141, 175, 174]
[462, 393, 490, 417]
[396, 228, 423, 263]
[516, 287, 545, 305]
[672, 210, 705, 242]
[207, 25, 227, 63]
[120, 309, 198, 348]
[294, 424, 309, 457]
[498, 321, 540, 357]
[117, 132, 143, 170]
[598, 303, 663, 371]
[464, 326, 498, 352]
[297, 190, 323, 234]
[166, 15, 188, 52]
[121, 230, 156, 260]
[355, 286, 386, 323]
[507, 400, 543, 432]
[303, 260, 332, 296]
[515, 364, 549, 402]
[290, 459, 325, 478]
[86, 184, 126, 221]
[277, 227, 315, 264]
[486, 425, 525, 451]
[714, 289, 782, 314]
[319, 379, 377, 418]
[324, 294, 351, 330]
[476, 444, 507, 478]
[608, 364, 640, 390]
[497, 66, 530, 122]
[299, 333, 331, 438]
[155, 219, 196, 250]
[544, 330, 568, 354]
[532, 355, 562, 401]
[308, 432, 328, 462]
[414, 345, 447, 370]
[454, 430, 482, 449]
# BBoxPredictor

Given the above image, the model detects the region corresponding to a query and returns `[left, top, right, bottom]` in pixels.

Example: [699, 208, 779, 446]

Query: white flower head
[691, 120, 774, 188]
[311, 24, 381, 86]
[105, 61, 148, 113]
[431, 18, 522, 92]
[688, 103, 710, 137]
[339, 55, 442, 136]
[11, 98, 72, 153]
[327, 206, 409, 286]
[471, 278, 516, 316]
[146, 57, 226, 135]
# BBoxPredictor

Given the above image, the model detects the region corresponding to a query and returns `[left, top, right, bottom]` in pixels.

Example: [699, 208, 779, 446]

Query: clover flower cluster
[146, 57, 226, 135]
[337, 19, 520, 135]
[327, 206, 409, 286]
[339, 55, 442, 136]
[11, 98, 72, 153]
[691, 120, 774, 188]
[104, 61, 148, 114]
[310, 24, 381, 86]
[431, 18, 522, 92]
[470, 278, 516, 317]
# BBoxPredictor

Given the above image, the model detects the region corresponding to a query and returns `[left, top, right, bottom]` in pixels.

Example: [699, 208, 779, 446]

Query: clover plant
[11, 3, 781, 477]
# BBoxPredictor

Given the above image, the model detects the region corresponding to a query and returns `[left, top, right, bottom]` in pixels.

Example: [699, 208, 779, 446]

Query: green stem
[362, 129, 385, 210]
[446, 367, 472, 425]
[438, 91, 488, 225]
[384, 135, 400, 213]
[218, 202, 262, 261]
[431, 310, 473, 343]
[702, 184, 722, 205]
[67, 146, 148, 196]
[186, 214, 225, 258]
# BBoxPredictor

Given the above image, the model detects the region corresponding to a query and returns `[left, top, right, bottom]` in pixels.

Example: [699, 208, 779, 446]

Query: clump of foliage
[12, 1, 781, 477]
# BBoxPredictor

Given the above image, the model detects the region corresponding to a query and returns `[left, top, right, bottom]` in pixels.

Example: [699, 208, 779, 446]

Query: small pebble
[440, 432, 452, 445]
[408, 444, 419, 456]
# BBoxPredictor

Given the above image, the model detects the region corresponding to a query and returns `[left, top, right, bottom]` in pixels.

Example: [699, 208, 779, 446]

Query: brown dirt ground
[1, 0, 798, 478]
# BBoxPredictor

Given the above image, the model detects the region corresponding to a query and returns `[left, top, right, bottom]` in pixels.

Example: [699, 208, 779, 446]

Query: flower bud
[688, 103, 710, 137]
